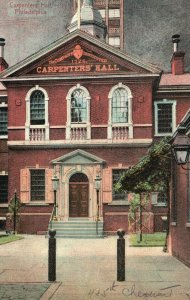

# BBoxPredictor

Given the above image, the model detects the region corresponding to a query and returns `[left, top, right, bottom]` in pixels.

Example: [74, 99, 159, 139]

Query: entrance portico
[51, 149, 105, 222]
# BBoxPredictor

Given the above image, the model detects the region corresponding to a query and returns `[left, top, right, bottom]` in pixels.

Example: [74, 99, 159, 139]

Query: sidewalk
[0, 235, 190, 299]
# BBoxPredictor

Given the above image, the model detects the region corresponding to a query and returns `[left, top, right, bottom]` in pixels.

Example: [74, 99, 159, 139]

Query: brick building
[0, 1, 189, 239]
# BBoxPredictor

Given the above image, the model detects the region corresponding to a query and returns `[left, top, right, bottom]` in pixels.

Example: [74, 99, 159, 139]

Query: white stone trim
[25, 85, 49, 141]
[154, 99, 176, 136]
[66, 84, 91, 140]
[108, 82, 133, 139]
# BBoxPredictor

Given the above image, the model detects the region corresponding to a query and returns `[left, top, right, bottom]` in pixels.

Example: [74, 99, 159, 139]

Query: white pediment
[52, 149, 105, 165]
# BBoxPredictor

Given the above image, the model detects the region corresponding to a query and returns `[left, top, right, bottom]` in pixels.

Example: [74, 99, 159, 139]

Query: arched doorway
[69, 173, 89, 217]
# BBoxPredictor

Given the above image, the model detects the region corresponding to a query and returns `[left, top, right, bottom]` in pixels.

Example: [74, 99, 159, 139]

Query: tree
[115, 137, 172, 245]
[8, 192, 22, 234]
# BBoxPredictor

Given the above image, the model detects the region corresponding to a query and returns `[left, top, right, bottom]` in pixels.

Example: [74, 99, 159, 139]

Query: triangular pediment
[0, 30, 161, 79]
[52, 149, 105, 165]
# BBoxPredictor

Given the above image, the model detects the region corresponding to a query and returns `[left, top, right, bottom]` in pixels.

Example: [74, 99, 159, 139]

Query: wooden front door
[69, 173, 89, 218]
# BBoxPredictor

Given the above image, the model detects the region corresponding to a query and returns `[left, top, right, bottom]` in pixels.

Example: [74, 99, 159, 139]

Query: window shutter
[102, 168, 112, 203]
[45, 168, 54, 203]
[20, 168, 30, 203]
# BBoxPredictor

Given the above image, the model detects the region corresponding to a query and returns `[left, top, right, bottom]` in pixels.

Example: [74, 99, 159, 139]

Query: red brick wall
[170, 166, 190, 267]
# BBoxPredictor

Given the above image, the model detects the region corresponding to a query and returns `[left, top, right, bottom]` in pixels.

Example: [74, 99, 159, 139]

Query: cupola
[68, 0, 107, 41]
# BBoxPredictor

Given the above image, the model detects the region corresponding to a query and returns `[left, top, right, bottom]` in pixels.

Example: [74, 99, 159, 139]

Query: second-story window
[30, 90, 45, 125]
[112, 88, 128, 123]
[71, 89, 87, 123]
[25, 86, 49, 141]
[108, 83, 133, 140]
[0, 107, 8, 136]
[154, 100, 176, 136]
[66, 84, 91, 140]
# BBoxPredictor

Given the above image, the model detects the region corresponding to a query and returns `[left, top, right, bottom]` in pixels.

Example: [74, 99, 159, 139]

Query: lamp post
[172, 126, 190, 170]
[95, 174, 101, 235]
[52, 175, 59, 219]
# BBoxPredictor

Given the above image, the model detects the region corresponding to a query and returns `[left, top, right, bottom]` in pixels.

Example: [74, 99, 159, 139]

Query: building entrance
[69, 173, 89, 217]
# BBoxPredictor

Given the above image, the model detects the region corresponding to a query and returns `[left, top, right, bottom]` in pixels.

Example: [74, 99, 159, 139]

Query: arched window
[108, 83, 133, 139]
[30, 90, 45, 125]
[25, 86, 49, 141]
[112, 88, 128, 123]
[66, 84, 91, 140]
[71, 89, 87, 123]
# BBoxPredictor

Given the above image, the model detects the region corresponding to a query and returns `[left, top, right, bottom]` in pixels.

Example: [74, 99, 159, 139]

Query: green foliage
[8, 193, 22, 224]
[0, 235, 23, 245]
[129, 233, 167, 247]
[116, 137, 172, 194]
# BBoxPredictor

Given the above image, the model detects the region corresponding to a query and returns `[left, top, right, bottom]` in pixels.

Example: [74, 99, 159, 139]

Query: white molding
[25, 86, 49, 141]
[186, 223, 190, 227]
[0, 135, 8, 139]
[66, 84, 91, 140]
[154, 99, 176, 136]
[108, 82, 133, 139]
[1, 74, 161, 83]
[171, 222, 177, 226]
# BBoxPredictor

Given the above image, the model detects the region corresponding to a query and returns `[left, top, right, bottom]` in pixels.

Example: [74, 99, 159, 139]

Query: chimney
[171, 34, 185, 75]
[0, 38, 8, 72]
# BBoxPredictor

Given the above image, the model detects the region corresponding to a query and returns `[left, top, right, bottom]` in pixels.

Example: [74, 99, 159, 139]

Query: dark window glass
[157, 192, 167, 205]
[70, 173, 88, 183]
[157, 103, 173, 134]
[30, 91, 45, 125]
[112, 88, 128, 123]
[71, 89, 87, 123]
[0, 108, 8, 135]
[112, 169, 128, 201]
[30, 170, 45, 201]
[0, 176, 8, 203]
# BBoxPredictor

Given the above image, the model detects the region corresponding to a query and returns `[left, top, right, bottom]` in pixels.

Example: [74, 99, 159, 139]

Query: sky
[0, 0, 190, 72]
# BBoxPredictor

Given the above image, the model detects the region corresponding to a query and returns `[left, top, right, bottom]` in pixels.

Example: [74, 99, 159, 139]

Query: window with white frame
[71, 89, 87, 123]
[30, 169, 45, 201]
[0, 175, 8, 203]
[108, 37, 120, 47]
[108, 83, 133, 139]
[109, 9, 120, 18]
[0, 107, 8, 136]
[25, 86, 49, 141]
[154, 100, 176, 135]
[112, 88, 128, 123]
[30, 90, 45, 125]
[112, 169, 128, 201]
[66, 84, 91, 140]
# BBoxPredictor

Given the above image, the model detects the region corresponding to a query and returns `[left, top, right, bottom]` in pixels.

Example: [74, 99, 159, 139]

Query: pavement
[0, 235, 190, 300]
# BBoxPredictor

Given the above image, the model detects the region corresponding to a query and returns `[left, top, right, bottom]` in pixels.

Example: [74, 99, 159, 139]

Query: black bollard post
[48, 229, 56, 282]
[117, 228, 125, 281]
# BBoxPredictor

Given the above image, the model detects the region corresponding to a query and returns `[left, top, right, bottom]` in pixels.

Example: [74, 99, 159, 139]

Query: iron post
[117, 228, 125, 281]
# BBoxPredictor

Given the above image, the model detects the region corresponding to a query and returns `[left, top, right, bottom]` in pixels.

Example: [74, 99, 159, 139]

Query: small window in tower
[108, 37, 120, 47]
[99, 9, 105, 18]
[109, 9, 120, 18]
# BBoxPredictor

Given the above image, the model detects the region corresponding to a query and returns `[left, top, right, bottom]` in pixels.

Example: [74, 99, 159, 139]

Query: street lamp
[172, 127, 190, 169]
[95, 174, 101, 234]
[52, 175, 59, 219]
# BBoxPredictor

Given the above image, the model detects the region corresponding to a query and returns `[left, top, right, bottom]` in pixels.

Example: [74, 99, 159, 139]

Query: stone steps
[48, 219, 104, 238]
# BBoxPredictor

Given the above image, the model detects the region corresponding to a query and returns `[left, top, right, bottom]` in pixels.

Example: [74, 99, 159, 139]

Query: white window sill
[186, 223, 190, 228]
[109, 200, 130, 206]
[153, 203, 167, 207]
[171, 222, 177, 226]
[0, 204, 8, 208]
[0, 135, 8, 139]
[25, 202, 49, 206]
